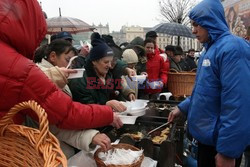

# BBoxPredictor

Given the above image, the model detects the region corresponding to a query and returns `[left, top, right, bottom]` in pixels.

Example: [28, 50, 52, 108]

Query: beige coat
[37, 59, 72, 96]
[37, 59, 99, 158]
[121, 75, 138, 99]
[121, 49, 139, 99]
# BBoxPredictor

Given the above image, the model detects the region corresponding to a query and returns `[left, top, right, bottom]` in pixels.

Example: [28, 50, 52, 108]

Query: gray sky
[40, 0, 162, 31]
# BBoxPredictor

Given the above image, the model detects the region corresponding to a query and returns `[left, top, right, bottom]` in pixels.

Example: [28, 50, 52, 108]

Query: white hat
[122, 49, 138, 64]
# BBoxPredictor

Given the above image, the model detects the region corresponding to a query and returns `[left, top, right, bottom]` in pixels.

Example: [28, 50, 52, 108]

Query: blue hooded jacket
[178, 0, 250, 158]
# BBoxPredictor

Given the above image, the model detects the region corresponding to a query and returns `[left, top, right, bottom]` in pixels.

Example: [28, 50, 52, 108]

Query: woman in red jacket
[0, 0, 123, 130]
[143, 38, 169, 99]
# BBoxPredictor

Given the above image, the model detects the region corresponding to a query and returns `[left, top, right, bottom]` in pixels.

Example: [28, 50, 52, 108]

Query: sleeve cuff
[177, 97, 191, 115]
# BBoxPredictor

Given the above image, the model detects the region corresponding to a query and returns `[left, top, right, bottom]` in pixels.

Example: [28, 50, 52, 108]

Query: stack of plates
[119, 100, 148, 124]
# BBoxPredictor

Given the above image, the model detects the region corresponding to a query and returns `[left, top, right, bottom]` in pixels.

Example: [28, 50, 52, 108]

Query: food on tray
[152, 127, 170, 144]
[121, 127, 170, 144]
[122, 132, 144, 141]
[161, 127, 170, 135]
[98, 148, 143, 165]
[152, 135, 168, 144]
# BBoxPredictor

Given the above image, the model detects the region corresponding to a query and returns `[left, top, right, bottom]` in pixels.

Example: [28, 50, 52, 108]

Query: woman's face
[145, 42, 155, 54]
[49, 49, 75, 68]
[127, 63, 137, 69]
[92, 56, 113, 77]
[57, 50, 75, 67]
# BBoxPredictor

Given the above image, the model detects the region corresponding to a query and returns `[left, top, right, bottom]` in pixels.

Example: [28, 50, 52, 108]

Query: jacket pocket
[188, 84, 220, 145]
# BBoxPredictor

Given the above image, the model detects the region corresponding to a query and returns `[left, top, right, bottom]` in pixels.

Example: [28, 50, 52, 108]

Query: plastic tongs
[147, 122, 171, 136]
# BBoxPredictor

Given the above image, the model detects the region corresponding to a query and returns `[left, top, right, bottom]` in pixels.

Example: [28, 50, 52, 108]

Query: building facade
[92, 23, 110, 35]
[156, 34, 202, 52]
[121, 25, 145, 42]
[112, 25, 202, 51]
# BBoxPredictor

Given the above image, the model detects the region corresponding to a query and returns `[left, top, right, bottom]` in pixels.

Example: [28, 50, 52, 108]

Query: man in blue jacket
[168, 0, 250, 166]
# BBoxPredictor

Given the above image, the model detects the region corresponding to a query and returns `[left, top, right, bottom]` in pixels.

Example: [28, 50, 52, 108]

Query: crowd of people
[0, 0, 249, 166]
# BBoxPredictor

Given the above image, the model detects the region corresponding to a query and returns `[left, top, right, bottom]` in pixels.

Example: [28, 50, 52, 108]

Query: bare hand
[106, 100, 127, 112]
[168, 106, 182, 122]
[128, 93, 136, 101]
[140, 72, 148, 77]
[111, 112, 123, 129]
[92, 133, 111, 152]
[125, 68, 136, 78]
[59, 67, 77, 78]
[215, 153, 235, 167]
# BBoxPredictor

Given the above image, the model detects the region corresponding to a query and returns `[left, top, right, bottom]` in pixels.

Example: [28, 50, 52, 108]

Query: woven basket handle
[169, 68, 179, 73]
[0, 100, 49, 146]
[189, 68, 197, 72]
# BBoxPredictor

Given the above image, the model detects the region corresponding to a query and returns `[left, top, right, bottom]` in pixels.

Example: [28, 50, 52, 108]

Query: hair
[34, 44, 48, 63]
[143, 38, 156, 47]
[188, 49, 195, 53]
[90, 32, 101, 42]
[174, 46, 184, 56]
[165, 45, 175, 52]
[33, 44, 48, 63]
[35, 39, 76, 63]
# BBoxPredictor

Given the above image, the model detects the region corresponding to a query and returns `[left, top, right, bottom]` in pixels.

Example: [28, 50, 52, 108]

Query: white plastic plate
[68, 68, 85, 79]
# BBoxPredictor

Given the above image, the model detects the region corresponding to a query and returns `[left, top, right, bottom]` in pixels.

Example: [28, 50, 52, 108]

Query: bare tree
[158, 0, 197, 25]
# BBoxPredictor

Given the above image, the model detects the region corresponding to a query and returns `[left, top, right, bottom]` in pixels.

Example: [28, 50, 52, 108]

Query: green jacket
[110, 59, 127, 79]
[69, 66, 116, 105]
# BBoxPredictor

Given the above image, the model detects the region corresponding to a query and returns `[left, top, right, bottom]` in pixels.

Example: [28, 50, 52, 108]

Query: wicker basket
[167, 69, 196, 97]
[94, 143, 144, 167]
[0, 100, 67, 167]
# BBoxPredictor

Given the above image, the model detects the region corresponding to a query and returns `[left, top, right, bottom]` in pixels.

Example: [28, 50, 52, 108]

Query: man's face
[166, 50, 174, 57]
[188, 51, 195, 57]
[191, 20, 209, 43]
[173, 55, 181, 63]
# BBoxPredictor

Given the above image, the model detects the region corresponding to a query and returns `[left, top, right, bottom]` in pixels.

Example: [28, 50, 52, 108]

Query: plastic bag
[67, 150, 157, 167]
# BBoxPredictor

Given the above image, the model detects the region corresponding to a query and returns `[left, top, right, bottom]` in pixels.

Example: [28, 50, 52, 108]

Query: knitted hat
[89, 39, 114, 61]
[122, 49, 138, 64]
